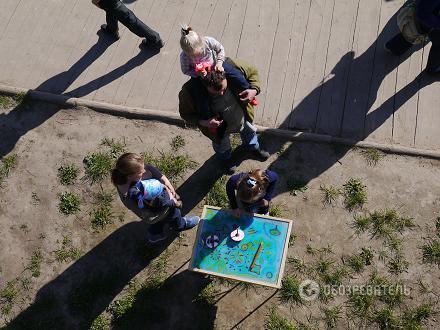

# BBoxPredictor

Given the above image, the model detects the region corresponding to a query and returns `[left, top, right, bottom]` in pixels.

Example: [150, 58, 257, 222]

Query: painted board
[189, 206, 293, 288]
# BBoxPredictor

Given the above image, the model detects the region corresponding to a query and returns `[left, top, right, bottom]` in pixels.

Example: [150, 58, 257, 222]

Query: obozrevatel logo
[299, 280, 320, 301]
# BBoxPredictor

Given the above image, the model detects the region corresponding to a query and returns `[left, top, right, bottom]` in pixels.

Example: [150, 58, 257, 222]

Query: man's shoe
[142, 38, 164, 49]
[253, 147, 270, 161]
[100, 24, 120, 40]
[147, 231, 167, 244]
[182, 216, 200, 230]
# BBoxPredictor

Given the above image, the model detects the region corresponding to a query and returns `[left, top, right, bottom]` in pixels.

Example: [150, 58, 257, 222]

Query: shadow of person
[0, 30, 159, 160]
[7, 220, 174, 329]
[112, 270, 217, 330]
[258, 4, 438, 198]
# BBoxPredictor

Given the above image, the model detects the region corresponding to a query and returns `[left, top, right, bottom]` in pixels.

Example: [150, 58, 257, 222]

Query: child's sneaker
[181, 216, 200, 230]
[147, 231, 167, 244]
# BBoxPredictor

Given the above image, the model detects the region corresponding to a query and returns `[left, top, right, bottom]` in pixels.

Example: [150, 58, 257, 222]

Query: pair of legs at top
[386, 27, 440, 74]
[99, 0, 163, 48]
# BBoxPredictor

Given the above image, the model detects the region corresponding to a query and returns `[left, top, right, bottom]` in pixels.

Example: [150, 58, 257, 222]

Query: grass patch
[0, 95, 14, 108]
[0, 281, 19, 315]
[421, 239, 440, 265]
[387, 252, 409, 275]
[343, 178, 367, 210]
[322, 305, 342, 329]
[351, 209, 414, 244]
[347, 247, 373, 273]
[108, 280, 138, 319]
[269, 203, 284, 217]
[90, 191, 115, 232]
[205, 176, 229, 208]
[401, 304, 436, 329]
[306, 244, 333, 256]
[170, 135, 185, 151]
[27, 249, 44, 277]
[372, 308, 399, 329]
[0, 153, 18, 186]
[55, 235, 82, 262]
[58, 191, 81, 215]
[84, 151, 114, 183]
[280, 276, 303, 305]
[265, 307, 295, 330]
[194, 282, 219, 306]
[361, 148, 384, 166]
[14, 92, 27, 104]
[320, 184, 339, 206]
[143, 151, 197, 185]
[287, 176, 308, 196]
[90, 314, 109, 330]
[101, 137, 126, 158]
[288, 234, 297, 248]
[58, 164, 80, 185]
[287, 257, 308, 273]
[230, 133, 241, 149]
[347, 290, 376, 320]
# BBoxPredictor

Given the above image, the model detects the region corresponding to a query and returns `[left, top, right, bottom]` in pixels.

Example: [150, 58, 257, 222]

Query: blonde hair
[111, 153, 144, 185]
[180, 24, 204, 56]
[237, 169, 269, 203]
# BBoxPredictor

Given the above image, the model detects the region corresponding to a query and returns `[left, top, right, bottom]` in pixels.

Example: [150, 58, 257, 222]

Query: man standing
[179, 58, 270, 174]
[385, 0, 440, 74]
[93, 0, 163, 49]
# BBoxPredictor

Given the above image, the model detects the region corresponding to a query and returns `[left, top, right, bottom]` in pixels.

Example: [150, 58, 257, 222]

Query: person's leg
[187, 78, 211, 120]
[111, 1, 162, 44]
[385, 33, 413, 56]
[426, 30, 440, 74]
[240, 121, 269, 160]
[212, 134, 232, 160]
[223, 62, 250, 90]
[105, 11, 119, 34]
[167, 207, 200, 231]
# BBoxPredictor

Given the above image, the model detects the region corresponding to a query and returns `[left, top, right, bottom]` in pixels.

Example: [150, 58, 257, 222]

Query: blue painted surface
[191, 207, 290, 285]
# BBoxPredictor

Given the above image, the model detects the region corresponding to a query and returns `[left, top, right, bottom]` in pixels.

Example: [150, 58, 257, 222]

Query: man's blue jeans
[212, 121, 259, 160]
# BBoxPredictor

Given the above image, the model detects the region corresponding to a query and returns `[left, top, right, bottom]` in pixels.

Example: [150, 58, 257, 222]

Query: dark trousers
[148, 207, 185, 234]
[386, 30, 440, 74]
[187, 61, 251, 120]
[102, 1, 161, 43]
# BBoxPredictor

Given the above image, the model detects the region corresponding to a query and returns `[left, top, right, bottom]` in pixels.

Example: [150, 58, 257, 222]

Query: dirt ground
[0, 99, 439, 329]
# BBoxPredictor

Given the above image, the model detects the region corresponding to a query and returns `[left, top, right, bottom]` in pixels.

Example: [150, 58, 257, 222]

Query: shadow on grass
[113, 271, 217, 330]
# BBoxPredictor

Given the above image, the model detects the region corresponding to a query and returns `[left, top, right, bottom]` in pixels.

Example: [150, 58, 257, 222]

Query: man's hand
[199, 117, 223, 128]
[239, 89, 257, 103]
[215, 63, 224, 72]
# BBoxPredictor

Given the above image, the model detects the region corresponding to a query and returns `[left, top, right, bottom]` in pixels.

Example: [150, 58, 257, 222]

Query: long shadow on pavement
[0, 30, 159, 160]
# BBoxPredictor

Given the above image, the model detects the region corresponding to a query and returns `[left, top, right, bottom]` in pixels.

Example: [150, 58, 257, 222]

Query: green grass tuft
[387, 252, 409, 275]
[108, 284, 137, 319]
[100, 137, 126, 159]
[347, 291, 376, 320]
[280, 276, 303, 305]
[0, 281, 19, 315]
[347, 247, 374, 273]
[322, 305, 342, 329]
[205, 176, 229, 208]
[421, 239, 440, 265]
[401, 304, 436, 329]
[372, 308, 399, 329]
[90, 315, 109, 330]
[269, 203, 284, 217]
[143, 151, 197, 185]
[287, 176, 308, 196]
[194, 282, 219, 306]
[89, 191, 115, 232]
[58, 164, 80, 185]
[0, 154, 18, 186]
[0, 95, 14, 108]
[84, 151, 114, 183]
[170, 135, 185, 151]
[264, 307, 295, 330]
[343, 178, 367, 210]
[27, 249, 44, 277]
[320, 184, 339, 206]
[361, 148, 384, 167]
[55, 235, 82, 262]
[58, 192, 81, 215]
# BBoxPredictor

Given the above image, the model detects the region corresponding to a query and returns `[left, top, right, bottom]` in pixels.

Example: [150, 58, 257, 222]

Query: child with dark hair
[226, 169, 279, 217]
[112, 153, 199, 244]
